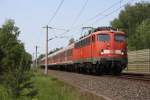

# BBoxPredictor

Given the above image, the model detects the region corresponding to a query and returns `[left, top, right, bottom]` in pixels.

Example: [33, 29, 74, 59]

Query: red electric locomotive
[40, 27, 128, 74]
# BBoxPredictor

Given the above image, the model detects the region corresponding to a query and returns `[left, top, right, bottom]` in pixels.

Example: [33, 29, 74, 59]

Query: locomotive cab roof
[78, 26, 125, 41]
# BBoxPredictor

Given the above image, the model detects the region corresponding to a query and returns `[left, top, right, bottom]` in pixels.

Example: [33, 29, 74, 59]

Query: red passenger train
[40, 27, 128, 74]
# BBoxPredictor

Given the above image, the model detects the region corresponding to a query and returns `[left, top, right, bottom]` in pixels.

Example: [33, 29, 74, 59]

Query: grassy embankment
[33, 72, 79, 100]
[0, 71, 104, 100]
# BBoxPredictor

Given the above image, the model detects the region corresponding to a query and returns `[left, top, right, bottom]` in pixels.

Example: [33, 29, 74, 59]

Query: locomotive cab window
[98, 34, 110, 41]
[115, 34, 125, 42]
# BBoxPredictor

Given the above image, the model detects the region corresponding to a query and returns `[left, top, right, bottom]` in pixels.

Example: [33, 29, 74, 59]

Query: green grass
[33, 72, 79, 100]
[0, 72, 79, 100]
[0, 71, 104, 100]
[33, 72, 104, 100]
[0, 84, 11, 100]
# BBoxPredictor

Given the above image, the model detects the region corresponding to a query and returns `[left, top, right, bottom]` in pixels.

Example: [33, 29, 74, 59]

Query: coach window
[76, 42, 80, 48]
[75, 42, 78, 48]
[82, 40, 84, 46]
[87, 38, 89, 45]
[82, 39, 84, 46]
[77, 42, 79, 48]
[85, 39, 87, 45]
[79, 41, 81, 47]
[84, 39, 86, 45]
[75, 43, 77, 48]
[87, 37, 90, 44]
[84, 39, 86, 46]
[86, 38, 88, 45]
[81, 40, 83, 46]
[78, 42, 80, 48]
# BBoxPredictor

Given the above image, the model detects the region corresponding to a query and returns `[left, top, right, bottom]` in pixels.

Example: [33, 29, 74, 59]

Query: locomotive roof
[76, 30, 125, 42]
[94, 30, 125, 35]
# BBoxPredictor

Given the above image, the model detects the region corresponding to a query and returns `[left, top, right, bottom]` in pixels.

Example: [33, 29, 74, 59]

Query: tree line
[111, 1, 150, 50]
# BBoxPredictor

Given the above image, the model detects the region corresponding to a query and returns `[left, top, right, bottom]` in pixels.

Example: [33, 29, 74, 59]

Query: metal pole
[43, 26, 67, 74]
[43, 25, 52, 75]
[45, 25, 48, 74]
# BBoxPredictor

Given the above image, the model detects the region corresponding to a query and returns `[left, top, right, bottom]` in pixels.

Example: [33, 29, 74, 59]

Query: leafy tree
[0, 48, 4, 76]
[0, 19, 37, 99]
[111, 2, 150, 50]
[134, 19, 150, 49]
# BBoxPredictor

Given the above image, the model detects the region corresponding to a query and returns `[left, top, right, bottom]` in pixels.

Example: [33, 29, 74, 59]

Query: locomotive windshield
[115, 34, 125, 42]
[98, 34, 110, 41]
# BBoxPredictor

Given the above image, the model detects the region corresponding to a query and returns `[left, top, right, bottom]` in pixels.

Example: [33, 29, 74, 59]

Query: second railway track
[119, 72, 150, 81]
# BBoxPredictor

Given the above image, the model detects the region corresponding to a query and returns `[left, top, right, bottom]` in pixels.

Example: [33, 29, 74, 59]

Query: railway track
[47, 70, 150, 100]
[47, 68, 150, 81]
[119, 72, 150, 81]
[46, 66, 150, 81]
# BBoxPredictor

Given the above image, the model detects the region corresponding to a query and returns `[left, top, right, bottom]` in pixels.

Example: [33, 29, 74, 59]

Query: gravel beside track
[47, 70, 150, 100]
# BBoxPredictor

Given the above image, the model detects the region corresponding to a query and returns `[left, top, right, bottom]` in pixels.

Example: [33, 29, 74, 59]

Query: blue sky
[0, 0, 149, 58]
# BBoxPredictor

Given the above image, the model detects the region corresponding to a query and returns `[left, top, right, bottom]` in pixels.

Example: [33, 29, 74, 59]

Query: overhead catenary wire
[83, 0, 135, 28]
[63, 0, 124, 36]
[59, 0, 89, 39]
[82, 0, 140, 27]
[70, 0, 89, 28]
[84, 0, 124, 23]
[89, 0, 136, 25]
[47, 0, 65, 25]
[48, 0, 124, 39]
[90, 5, 125, 26]
[69, 0, 125, 30]
[47, 0, 138, 43]
[66, 0, 137, 38]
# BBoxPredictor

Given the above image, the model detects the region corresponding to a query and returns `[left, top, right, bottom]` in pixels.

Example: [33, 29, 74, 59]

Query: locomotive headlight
[121, 50, 126, 55]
